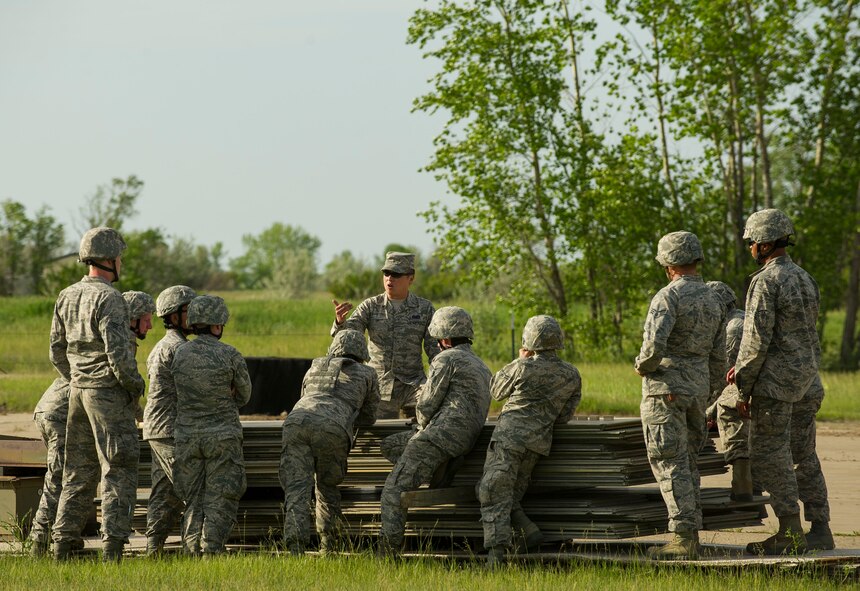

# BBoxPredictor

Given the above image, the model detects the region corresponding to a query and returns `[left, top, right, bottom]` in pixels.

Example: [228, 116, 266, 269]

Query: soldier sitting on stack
[279, 329, 379, 555]
[171, 295, 251, 557]
[477, 315, 582, 567]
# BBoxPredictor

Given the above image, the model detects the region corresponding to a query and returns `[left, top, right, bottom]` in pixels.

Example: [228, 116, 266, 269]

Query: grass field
[0, 553, 852, 591]
[2, 291, 859, 420]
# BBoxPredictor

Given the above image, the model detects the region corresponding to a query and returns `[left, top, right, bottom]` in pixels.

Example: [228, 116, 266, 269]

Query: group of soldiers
[26, 207, 831, 564]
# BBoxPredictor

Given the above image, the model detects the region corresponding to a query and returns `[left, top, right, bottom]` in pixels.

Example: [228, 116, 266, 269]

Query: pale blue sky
[0, 0, 452, 266]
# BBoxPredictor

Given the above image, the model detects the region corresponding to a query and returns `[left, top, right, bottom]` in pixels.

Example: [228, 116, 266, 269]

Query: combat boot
[646, 531, 699, 560]
[146, 536, 166, 557]
[746, 513, 807, 555]
[29, 535, 49, 558]
[318, 535, 336, 556]
[486, 545, 507, 569]
[805, 521, 835, 551]
[730, 458, 753, 502]
[53, 540, 75, 562]
[102, 539, 125, 563]
[283, 538, 304, 556]
[511, 509, 543, 552]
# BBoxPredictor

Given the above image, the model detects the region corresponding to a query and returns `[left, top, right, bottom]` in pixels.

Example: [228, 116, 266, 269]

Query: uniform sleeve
[332, 298, 372, 337]
[416, 356, 452, 428]
[556, 368, 582, 424]
[734, 278, 776, 399]
[356, 370, 380, 426]
[725, 316, 744, 366]
[490, 360, 519, 402]
[634, 290, 675, 375]
[100, 295, 145, 396]
[49, 300, 71, 381]
[232, 353, 253, 407]
[708, 315, 727, 396]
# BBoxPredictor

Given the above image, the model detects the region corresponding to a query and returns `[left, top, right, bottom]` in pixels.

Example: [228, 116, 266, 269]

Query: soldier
[331, 251, 440, 418]
[478, 315, 581, 567]
[143, 285, 197, 556]
[49, 227, 145, 562]
[279, 329, 380, 555]
[172, 295, 251, 556]
[123, 290, 155, 422]
[728, 209, 824, 555]
[378, 306, 491, 555]
[634, 231, 725, 560]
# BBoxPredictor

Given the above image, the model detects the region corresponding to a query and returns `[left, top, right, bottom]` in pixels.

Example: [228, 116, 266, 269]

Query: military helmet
[522, 315, 564, 351]
[186, 295, 229, 326]
[156, 285, 197, 318]
[78, 227, 127, 263]
[428, 306, 474, 340]
[706, 281, 737, 311]
[655, 231, 704, 266]
[743, 208, 795, 244]
[328, 329, 370, 362]
[122, 291, 156, 321]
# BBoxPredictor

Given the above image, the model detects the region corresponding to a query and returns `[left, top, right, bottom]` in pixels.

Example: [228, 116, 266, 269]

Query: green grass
[0, 554, 851, 591]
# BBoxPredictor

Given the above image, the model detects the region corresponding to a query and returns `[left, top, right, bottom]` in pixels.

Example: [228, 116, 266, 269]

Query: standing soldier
[143, 285, 197, 556]
[279, 329, 380, 555]
[172, 295, 251, 556]
[378, 306, 491, 555]
[728, 209, 825, 555]
[634, 231, 725, 560]
[50, 227, 145, 562]
[478, 315, 581, 567]
[331, 251, 440, 418]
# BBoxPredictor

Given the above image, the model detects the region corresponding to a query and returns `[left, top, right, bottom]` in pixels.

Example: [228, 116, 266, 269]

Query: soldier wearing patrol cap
[634, 231, 726, 560]
[331, 251, 440, 419]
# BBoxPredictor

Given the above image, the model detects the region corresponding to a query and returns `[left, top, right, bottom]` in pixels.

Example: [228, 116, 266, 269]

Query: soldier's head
[429, 306, 473, 350]
[743, 208, 795, 265]
[78, 227, 126, 283]
[706, 281, 737, 315]
[655, 231, 703, 280]
[122, 291, 156, 340]
[522, 315, 564, 353]
[156, 285, 197, 334]
[380, 251, 415, 301]
[328, 329, 370, 363]
[186, 295, 229, 339]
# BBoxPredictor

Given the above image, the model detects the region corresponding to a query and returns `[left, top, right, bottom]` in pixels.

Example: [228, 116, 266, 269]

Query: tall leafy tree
[229, 223, 322, 293]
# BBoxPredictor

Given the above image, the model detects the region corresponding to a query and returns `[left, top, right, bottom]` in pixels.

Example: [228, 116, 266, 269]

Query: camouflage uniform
[634, 232, 725, 536]
[50, 231, 145, 556]
[478, 316, 582, 552]
[332, 252, 439, 418]
[28, 378, 71, 548]
[379, 307, 491, 551]
[792, 375, 829, 524]
[279, 329, 379, 551]
[172, 296, 252, 555]
[715, 309, 749, 463]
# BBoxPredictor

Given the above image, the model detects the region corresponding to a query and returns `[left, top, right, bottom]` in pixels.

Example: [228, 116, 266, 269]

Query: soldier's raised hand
[333, 299, 353, 325]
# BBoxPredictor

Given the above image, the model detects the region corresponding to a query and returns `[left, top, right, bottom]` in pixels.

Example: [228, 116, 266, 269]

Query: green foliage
[0, 200, 66, 296]
[76, 174, 143, 232]
[229, 223, 321, 295]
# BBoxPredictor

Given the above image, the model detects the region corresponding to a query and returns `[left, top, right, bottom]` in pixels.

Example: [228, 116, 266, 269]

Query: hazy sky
[0, 0, 453, 266]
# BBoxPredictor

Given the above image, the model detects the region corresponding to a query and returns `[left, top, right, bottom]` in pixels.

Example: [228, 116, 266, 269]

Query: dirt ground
[2, 413, 858, 550]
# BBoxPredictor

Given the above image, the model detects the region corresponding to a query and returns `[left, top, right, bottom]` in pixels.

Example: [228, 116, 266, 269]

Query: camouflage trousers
[279, 419, 350, 545]
[791, 378, 829, 523]
[145, 438, 184, 541]
[380, 438, 450, 549]
[716, 384, 750, 464]
[376, 380, 421, 420]
[477, 442, 540, 548]
[174, 434, 246, 554]
[750, 397, 799, 518]
[52, 387, 139, 544]
[640, 394, 707, 533]
[29, 414, 66, 543]
[380, 428, 418, 464]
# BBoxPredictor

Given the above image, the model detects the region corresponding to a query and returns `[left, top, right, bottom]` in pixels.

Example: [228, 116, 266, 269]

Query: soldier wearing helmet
[378, 306, 491, 555]
[49, 227, 144, 561]
[141, 285, 197, 556]
[123, 290, 156, 345]
[171, 295, 252, 556]
[331, 251, 440, 419]
[279, 329, 380, 555]
[728, 209, 830, 554]
[634, 231, 726, 560]
[478, 315, 582, 567]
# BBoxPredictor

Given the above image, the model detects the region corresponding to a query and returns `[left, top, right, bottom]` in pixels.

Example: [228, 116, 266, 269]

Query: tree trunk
[650, 22, 681, 219]
[839, 177, 860, 369]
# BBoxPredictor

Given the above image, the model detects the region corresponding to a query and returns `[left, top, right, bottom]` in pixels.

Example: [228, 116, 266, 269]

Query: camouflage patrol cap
[156, 285, 197, 318]
[706, 281, 737, 311]
[428, 306, 474, 340]
[655, 231, 704, 266]
[522, 315, 564, 351]
[381, 252, 415, 275]
[78, 227, 127, 262]
[122, 291, 156, 321]
[743, 209, 795, 244]
[186, 295, 229, 326]
[328, 329, 370, 362]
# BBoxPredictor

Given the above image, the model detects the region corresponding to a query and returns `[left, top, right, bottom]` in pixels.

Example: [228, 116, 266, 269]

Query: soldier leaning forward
[279, 329, 380, 555]
[172, 295, 251, 557]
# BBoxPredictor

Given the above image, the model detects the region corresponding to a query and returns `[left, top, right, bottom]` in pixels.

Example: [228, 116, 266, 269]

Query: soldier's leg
[380, 429, 417, 465]
[377, 380, 416, 420]
[685, 395, 708, 530]
[29, 415, 66, 551]
[53, 388, 100, 548]
[279, 426, 315, 550]
[312, 428, 350, 545]
[791, 379, 829, 524]
[477, 443, 521, 550]
[750, 397, 799, 518]
[146, 438, 184, 552]
[201, 435, 246, 554]
[174, 437, 205, 555]
[717, 385, 753, 501]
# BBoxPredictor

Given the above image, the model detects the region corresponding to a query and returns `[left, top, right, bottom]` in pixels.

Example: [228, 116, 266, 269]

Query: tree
[76, 175, 143, 232]
[0, 200, 65, 295]
[229, 223, 322, 293]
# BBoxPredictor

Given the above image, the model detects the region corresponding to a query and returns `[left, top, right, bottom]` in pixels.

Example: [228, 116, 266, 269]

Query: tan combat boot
[646, 531, 699, 560]
[730, 458, 753, 502]
[746, 513, 807, 555]
[805, 521, 834, 551]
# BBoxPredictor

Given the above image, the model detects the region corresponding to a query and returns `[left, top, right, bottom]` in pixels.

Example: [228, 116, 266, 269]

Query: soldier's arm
[331, 298, 371, 337]
[232, 353, 253, 407]
[634, 291, 675, 375]
[556, 368, 582, 424]
[490, 360, 518, 402]
[725, 316, 744, 366]
[101, 295, 145, 396]
[356, 371, 380, 426]
[734, 280, 775, 398]
[49, 301, 71, 381]
[416, 358, 452, 428]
